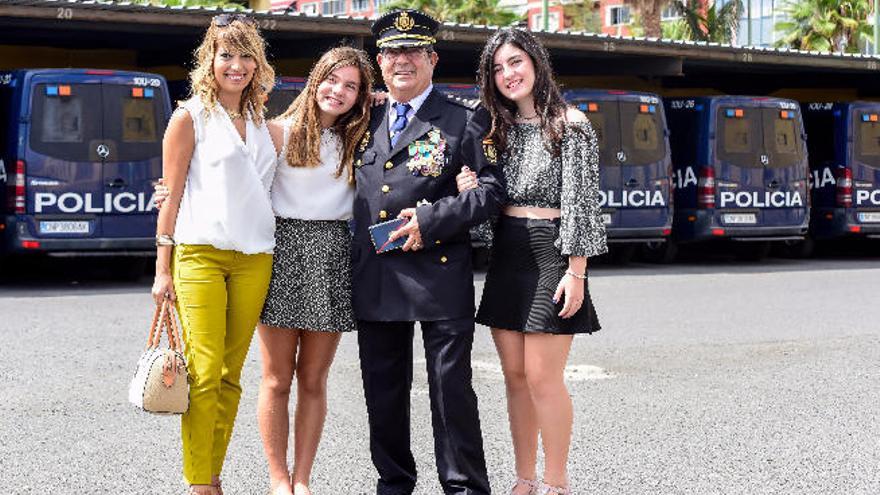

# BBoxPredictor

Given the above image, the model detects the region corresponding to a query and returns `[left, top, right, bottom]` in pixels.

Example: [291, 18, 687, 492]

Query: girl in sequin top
[457, 28, 608, 495]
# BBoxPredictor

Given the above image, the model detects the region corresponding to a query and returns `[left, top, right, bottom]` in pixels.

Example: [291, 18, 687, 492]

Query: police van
[434, 83, 480, 101]
[803, 101, 880, 244]
[0, 69, 171, 259]
[664, 96, 809, 260]
[266, 76, 306, 119]
[563, 89, 674, 262]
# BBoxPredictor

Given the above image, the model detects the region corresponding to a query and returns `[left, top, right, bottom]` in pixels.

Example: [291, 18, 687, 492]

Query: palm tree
[380, 0, 520, 26]
[626, 0, 668, 38]
[774, 0, 873, 53]
[675, 0, 742, 43]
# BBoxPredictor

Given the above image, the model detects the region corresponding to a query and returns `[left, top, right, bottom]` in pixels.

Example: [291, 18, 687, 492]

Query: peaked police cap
[372, 9, 440, 49]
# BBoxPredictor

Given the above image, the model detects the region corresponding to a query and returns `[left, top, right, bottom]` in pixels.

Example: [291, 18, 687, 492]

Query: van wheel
[641, 240, 678, 263]
[735, 242, 771, 261]
[778, 237, 815, 258]
[610, 244, 636, 264]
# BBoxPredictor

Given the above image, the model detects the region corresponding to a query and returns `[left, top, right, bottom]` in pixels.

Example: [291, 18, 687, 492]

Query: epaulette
[444, 93, 480, 110]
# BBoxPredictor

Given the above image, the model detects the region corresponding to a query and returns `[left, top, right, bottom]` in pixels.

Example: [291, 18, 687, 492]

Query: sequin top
[501, 122, 608, 257]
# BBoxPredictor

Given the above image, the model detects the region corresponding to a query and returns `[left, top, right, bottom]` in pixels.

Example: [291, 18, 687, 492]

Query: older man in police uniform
[352, 9, 505, 495]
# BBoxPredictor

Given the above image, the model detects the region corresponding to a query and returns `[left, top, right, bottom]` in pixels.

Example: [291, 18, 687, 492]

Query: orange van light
[825, 213, 833, 220]
[0, 224, 5, 231]
[640, 104, 649, 113]
[734, 109, 744, 118]
[687, 215, 697, 222]
[711, 228, 725, 236]
[22, 240, 40, 249]
[131, 87, 144, 98]
[58, 85, 71, 96]
[588, 102, 598, 112]
[871, 114, 879, 122]
[850, 225, 862, 233]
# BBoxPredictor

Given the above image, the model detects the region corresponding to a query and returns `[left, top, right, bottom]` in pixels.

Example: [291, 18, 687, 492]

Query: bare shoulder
[267, 119, 285, 155]
[565, 106, 588, 123]
[164, 108, 195, 142]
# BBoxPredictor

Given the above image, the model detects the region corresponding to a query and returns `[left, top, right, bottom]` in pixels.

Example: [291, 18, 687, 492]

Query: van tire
[641, 239, 678, 263]
[735, 241, 771, 261]
[610, 244, 637, 264]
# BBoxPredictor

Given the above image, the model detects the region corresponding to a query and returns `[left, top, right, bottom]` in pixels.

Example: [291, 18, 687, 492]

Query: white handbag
[128, 300, 189, 414]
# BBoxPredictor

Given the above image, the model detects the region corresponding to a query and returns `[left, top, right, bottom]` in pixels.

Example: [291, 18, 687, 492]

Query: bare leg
[256, 325, 300, 495]
[492, 328, 539, 494]
[523, 333, 574, 488]
[290, 331, 342, 495]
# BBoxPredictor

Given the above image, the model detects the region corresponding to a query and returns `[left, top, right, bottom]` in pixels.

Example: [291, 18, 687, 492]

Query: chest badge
[406, 128, 446, 177]
[358, 130, 371, 153]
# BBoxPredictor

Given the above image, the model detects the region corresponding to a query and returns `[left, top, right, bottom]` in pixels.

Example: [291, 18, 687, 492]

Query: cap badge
[394, 11, 415, 32]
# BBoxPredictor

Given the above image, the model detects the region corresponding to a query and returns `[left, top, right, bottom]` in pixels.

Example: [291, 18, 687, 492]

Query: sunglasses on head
[213, 13, 257, 27]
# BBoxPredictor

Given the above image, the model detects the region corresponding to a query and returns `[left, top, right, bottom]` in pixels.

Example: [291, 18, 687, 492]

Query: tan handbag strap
[145, 299, 184, 353]
[164, 302, 184, 353]
[145, 303, 164, 350]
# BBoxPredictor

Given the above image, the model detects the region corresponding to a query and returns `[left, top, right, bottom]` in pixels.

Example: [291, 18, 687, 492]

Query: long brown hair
[478, 28, 568, 156]
[278, 46, 374, 181]
[189, 16, 275, 125]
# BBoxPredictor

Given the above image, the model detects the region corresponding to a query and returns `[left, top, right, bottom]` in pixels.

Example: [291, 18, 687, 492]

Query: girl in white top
[151, 15, 278, 495]
[258, 47, 374, 495]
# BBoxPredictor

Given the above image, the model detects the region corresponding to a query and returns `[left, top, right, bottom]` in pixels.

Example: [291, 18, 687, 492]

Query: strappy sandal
[538, 481, 571, 495]
[511, 477, 540, 495]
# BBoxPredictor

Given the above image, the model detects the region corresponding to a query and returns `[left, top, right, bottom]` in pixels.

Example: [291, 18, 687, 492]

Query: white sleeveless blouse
[174, 97, 278, 254]
[271, 120, 354, 221]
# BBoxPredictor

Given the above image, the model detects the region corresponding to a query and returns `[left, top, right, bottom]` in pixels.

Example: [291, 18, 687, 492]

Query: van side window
[632, 114, 658, 151]
[773, 119, 797, 155]
[717, 107, 762, 167]
[30, 84, 102, 161]
[723, 118, 753, 154]
[763, 108, 803, 168]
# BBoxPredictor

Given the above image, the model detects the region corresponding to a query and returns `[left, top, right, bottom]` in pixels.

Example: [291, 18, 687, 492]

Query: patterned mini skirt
[260, 217, 355, 333]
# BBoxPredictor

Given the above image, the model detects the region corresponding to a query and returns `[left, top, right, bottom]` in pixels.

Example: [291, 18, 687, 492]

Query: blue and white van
[803, 101, 880, 242]
[664, 96, 810, 259]
[0, 69, 171, 257]
[564, 89, 674, 261]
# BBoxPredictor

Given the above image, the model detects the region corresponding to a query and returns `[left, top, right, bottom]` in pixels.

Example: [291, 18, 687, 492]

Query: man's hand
[389, 208, 424, 251]
[455, 166, 479, 193]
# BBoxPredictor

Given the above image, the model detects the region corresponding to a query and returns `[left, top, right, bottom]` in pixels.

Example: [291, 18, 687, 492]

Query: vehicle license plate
[858, 212, 880, 223]
[722, 213, 757, 225]
[39, 221, 89, 234]
[601, 213, 612, 225]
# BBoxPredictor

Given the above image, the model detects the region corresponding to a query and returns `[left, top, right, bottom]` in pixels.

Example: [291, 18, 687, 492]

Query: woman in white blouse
[257, 47, 374, 495]
[151, 14, 277, 495]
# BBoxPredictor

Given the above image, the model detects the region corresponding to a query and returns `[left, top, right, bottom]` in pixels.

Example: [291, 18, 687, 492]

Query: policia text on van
[0, 69, 170, 256]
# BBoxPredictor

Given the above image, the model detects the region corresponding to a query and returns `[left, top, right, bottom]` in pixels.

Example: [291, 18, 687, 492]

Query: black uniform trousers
[358, 317, 491, 495]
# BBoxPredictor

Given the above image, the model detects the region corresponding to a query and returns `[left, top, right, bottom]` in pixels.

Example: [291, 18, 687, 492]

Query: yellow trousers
[172, 244, 273, 485]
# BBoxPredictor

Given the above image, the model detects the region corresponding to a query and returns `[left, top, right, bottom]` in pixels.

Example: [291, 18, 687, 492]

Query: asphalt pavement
[1, 255, 878, 494]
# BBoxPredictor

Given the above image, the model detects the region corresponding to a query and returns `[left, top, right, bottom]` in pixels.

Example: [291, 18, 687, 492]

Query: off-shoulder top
[500, 122, 608, 257]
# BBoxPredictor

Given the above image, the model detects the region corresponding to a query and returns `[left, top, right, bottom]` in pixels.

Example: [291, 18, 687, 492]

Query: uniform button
[381, 185, 391, 193]
[435, 240, 441, 245]
[384, 161, 393, 169]
[379, 210, 388, 219]
[356, 159, 362, 166]
[440, 256, 448, 263]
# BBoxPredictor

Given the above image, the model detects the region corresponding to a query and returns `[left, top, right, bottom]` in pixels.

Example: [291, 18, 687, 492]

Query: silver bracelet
[156, 234, 176, 247]
[565, 269, 586, 280]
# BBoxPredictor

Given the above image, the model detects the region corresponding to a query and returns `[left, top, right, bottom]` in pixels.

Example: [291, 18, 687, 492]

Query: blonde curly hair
[189, 17, 275, 124]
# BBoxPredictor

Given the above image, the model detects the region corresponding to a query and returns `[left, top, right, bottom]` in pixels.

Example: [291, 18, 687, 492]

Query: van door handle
[107, 178, 127, 188]
[767, 180, 780, 189]
[625, 178, 639, 188]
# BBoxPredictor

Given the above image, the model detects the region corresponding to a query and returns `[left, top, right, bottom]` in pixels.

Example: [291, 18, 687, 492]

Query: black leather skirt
[476, 216, 600, 335]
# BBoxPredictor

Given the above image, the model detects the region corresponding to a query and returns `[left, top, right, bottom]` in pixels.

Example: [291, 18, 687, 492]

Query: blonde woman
[151, 14, 277, 495]
[256, 46, 374, 495]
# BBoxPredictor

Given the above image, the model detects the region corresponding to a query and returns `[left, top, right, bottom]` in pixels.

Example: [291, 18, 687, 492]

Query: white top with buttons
[271, 119, 354, 221]
[173, 96, 278, 254]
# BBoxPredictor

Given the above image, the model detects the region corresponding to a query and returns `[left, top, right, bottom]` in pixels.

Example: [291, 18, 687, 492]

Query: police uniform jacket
[352, 89, 505, 322]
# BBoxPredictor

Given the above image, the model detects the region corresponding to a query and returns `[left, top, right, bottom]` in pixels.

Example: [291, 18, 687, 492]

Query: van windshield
[102, 84, 166, 162]
[716, 107, 761, 167]
[619, 102, 666, 164]
[30, 83, 102, 161]
[855, 117, 880, 168]
[266, 88, 301, 120]
[763, 108, 804, 168]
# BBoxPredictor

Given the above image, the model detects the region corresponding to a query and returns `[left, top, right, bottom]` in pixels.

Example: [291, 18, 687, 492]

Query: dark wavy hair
[478, 28, 568, 156]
